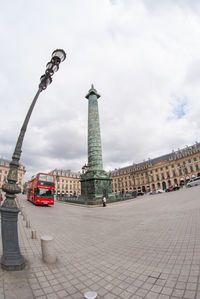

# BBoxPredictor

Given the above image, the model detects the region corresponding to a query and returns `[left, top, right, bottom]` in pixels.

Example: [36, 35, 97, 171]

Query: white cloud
[1, 0, 200, 180]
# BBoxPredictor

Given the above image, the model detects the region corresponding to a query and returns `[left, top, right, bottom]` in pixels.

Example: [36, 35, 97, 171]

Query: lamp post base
[0, 205, 25, 271]
[1, 255, 25, 271]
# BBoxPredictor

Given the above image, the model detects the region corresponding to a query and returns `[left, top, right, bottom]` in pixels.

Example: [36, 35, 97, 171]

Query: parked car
[137, 192, 144, 196]
[187, 177, 200, 187]
[157, 189, 165, 193]
[173, 185, 180, 191]
[150, 190, 157, 195]
[165, 187, 174, 192]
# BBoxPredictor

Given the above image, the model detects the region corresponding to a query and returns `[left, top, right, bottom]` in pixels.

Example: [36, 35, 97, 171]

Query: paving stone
[1, 189, 200, 298]
[161, 286, 173, 296]
[183, 290, 196, 299]
[172, 288, 185, 297]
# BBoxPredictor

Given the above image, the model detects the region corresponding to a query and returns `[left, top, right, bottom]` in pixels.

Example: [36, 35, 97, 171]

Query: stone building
[111, 143, 200, 194]
[49, 169, 81, 196]
[0, 157, 26, 192]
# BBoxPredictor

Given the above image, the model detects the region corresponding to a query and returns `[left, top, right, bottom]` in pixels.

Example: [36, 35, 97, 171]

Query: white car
[187, 177, 200, 187]
[157, 189, 165, 193]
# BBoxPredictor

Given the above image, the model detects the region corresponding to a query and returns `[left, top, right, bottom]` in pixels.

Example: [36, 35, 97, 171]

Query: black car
[137, 192, 144, 196]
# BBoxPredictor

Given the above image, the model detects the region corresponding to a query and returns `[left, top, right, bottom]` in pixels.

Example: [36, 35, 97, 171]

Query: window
[194, 157, 197, 161]
[39, 174, 54, 182]
[188, 159, 191, 163]
[165, 166, 168, 170]
[196, 164, 199, 170]
[190, 165, 194, 172]
[36, 188, 54, 198]
[171, 164, 174, 168]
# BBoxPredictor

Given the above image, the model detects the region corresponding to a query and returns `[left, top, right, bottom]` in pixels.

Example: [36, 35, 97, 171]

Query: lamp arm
[12, 88, 42, 164]
[2, 88, 42, 200]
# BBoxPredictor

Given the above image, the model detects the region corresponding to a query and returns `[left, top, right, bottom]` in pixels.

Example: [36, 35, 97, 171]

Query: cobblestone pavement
[0, 186, 200, 298]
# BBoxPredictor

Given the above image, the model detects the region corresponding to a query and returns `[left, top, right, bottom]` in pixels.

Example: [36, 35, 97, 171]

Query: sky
[1, 0, 200, 181]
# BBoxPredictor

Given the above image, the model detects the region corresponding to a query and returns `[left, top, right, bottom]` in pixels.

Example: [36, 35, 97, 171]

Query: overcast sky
[1, 0, 200, 181]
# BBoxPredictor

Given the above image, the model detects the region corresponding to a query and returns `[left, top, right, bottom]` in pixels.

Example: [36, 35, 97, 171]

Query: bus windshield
[36, 188, 54, 198]
[39, 174, 54, 182]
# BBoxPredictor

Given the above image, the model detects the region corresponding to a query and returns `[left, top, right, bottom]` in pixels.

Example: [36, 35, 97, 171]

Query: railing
[56, 192, 137, 204]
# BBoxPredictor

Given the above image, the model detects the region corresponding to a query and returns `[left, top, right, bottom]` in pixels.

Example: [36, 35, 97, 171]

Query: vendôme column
[80, 85, 114, 204]
[87, 84, 103, 171]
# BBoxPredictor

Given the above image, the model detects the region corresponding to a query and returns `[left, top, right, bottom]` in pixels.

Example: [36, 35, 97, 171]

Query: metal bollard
[31, 230, 37, 239]
[26, 220, 30, 228]
[23, 213, 26, 221]
[21, 206, 25, 216]
[41, 235, 57, 264]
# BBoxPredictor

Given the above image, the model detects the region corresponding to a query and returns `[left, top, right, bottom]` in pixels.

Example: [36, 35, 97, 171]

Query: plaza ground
[0, 186, 200, 298]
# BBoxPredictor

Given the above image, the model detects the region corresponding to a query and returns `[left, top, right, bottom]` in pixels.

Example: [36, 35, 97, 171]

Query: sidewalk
[0, 199, 85, 299]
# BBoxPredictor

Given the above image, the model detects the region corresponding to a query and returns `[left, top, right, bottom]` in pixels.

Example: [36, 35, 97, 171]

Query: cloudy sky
[1, 0, 200, 181]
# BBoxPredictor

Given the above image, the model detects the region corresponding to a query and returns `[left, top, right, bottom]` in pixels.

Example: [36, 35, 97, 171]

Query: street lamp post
[1, 49, 66, 271]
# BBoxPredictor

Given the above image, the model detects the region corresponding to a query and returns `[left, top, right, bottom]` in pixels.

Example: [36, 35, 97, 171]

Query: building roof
[112, 142, 200, 175]
[0, 157, 26, 170]
[50, 169, 80, 178]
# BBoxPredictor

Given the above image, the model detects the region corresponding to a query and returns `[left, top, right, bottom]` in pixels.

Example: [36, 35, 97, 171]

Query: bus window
[37, 188, 54, 198]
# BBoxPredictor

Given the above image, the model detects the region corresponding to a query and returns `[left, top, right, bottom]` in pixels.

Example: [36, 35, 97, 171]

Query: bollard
[41, 235, 57, 264]
[84, 291, 98, 299]
[31, 230, 37, 239]
[20, 206, 25, 216]
[26, 220, 30, 228]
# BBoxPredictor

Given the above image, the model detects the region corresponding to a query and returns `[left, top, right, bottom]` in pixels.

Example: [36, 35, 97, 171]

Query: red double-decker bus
[28, 173, 55, 205]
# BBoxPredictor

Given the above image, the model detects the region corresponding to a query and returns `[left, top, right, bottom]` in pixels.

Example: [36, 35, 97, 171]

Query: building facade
[49, 169, 81, 196]
[111, 143, 200, 194]
[0, 157, 26, 192]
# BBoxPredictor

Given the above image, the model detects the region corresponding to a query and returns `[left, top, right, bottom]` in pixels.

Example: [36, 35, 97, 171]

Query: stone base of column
[80, 170, 115, 205]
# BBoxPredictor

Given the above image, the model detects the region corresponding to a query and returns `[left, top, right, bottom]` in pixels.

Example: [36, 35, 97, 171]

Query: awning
[180, 178, 184, 181]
